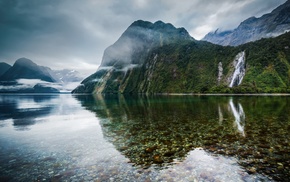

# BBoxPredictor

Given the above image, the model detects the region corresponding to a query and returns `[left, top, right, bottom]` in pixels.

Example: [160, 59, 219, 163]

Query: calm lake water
[0, 94, 289, 181]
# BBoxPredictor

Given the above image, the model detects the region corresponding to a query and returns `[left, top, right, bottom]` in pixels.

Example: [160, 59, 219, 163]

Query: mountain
[53, 69, 83, 83]
[100, 20, 193, 68]
[0, 58, 56, 82]
[73, 20, 290, 94]
[0, 58, 84, 93]
[202, 0, 290, 46]
[73, 20, 193, 93]
[0, 62, 11, 77]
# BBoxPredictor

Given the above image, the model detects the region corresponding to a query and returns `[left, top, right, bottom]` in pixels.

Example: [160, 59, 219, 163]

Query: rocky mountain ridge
[202, 0, 290, 46]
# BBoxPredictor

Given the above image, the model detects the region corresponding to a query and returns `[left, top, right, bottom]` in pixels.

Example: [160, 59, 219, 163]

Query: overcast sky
[0, 0, 287, 76]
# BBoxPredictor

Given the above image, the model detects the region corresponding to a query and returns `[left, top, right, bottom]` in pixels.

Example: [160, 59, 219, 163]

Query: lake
[0, 94, 289, 181]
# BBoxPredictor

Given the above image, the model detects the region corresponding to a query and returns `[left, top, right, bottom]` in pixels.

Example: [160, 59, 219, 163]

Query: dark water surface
[0, 94, 289, 181]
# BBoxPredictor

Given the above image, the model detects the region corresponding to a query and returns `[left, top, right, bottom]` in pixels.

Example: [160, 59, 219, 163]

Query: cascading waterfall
[229, 51, 246, 87]
[229, 98, 245, 137]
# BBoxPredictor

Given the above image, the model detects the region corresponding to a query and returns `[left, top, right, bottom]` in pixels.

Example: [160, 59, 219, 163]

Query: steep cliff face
[73, 20, 290, 94]
[203, 0, 290, 46]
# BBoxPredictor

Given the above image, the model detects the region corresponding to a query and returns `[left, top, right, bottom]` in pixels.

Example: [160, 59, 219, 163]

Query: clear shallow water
[0, 94, 289, 181]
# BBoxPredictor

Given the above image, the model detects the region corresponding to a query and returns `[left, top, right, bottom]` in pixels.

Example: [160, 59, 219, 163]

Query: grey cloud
[168, 0, 287, 37]
[0, 0, 110, 71]
[0, 0, 287, 75]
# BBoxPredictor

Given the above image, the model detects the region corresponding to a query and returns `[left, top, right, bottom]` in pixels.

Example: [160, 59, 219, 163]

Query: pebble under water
[0, 94, 289, 181]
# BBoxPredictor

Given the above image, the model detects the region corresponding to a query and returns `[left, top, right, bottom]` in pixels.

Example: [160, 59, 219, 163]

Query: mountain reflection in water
[74, 94, 290, 181]
[0, 94, 59, 130]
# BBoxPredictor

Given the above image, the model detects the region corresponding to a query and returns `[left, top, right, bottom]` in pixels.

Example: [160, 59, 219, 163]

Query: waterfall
[217, 62, 223, 84]
[229, 98, 245, 137]
[229, 51, 246, 87]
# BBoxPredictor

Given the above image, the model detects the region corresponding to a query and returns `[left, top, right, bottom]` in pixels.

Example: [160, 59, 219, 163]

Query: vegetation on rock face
[72, 20, 290, 94]
[123, 32, 290, 93]
[238, 34, 290, 93]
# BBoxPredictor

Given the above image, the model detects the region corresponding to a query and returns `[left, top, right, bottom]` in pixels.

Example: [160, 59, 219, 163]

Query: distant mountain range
[53, 69, 83, 83]
[73, 19, 290, 94]
[0, 58, 84, 93]
[202, 0, 290, 46]
[0, 58, 57, 82]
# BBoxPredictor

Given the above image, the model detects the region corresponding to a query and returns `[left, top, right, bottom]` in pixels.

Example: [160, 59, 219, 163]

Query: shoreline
[156, 93, 290, 96]
[1, 92, 290, 96]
